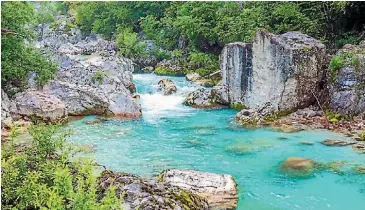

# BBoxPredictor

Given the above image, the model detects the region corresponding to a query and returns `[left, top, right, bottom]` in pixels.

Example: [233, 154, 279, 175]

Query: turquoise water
[66, 74, 365, 210]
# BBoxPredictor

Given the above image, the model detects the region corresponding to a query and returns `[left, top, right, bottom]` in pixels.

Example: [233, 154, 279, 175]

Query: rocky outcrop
[31, 16, 142, 118]
[1, 89, 13, 128]
[10, 91, 67, 122]
[216, 30, 327, 113]
[159, 169, 238, 210]
[183, 88, 219, 108]
[329, 42, 365, 115]
[155, 59, 184, 76]
[98, 171, 209, 210]
[158, 79, 177, 95]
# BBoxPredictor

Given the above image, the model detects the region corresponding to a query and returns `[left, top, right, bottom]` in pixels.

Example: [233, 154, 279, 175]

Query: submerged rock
[320, 139, 356, 146]
[280, 157, 316, 177]
[217, 30, 326, 113]
[352, 143, 365, 154]
[159, 169, 238, 210]
[158, 79, 177, 95]
[10, 91, 67, 122]
[98, 171, 209, 210]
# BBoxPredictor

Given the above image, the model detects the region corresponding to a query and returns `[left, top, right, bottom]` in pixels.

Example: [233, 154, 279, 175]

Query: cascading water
[66, 73, 365, 210]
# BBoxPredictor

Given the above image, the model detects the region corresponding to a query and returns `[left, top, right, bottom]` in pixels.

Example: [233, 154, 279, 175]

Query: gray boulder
[1, 89, 13, 128]
[10, 91, 67, 122]
[159, 169, 238, 210]
[329, 43, 365, 115]
[98, 171, 209, 210]
[183, 88, 218, 108]
[158, 79, 177, 95]
[217, 30, 327, 113]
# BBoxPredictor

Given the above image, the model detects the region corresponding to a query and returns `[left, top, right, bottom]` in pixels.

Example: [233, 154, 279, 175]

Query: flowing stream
[66, 73, 365, 210]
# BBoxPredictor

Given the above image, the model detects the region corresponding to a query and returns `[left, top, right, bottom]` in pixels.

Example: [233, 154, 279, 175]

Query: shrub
[335, 32, 361, 49]
[1, 123, 123, 209]
[117, 27, 146, 58]
[92, 71, 107, 84]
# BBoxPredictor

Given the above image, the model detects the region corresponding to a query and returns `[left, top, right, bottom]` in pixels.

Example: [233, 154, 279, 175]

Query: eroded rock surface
[321, 139, 356, 146]
[185, 73, 202, 82]
[159, 169, 238, 210]
[10, 91, 67, 122]
[98, 171, 209, 210]
[280, 157, 316, 177]
[216, 30, 326, 113]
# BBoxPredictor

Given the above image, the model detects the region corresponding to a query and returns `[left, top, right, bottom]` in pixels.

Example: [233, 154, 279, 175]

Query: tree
[1, 2, 57, 93]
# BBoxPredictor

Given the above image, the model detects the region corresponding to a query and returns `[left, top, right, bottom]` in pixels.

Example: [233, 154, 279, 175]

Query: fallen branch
[311, 90, 330, 129]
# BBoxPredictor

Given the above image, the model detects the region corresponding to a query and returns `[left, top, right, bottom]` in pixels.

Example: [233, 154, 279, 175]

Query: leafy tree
[1, 2, 57, 92]
[116, 27, 146, 57]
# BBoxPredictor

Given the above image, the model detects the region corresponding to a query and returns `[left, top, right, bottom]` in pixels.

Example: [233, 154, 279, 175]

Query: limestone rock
[183, 88, 219, 108]
[329, 43, 365, 115]
[218, 30, 326, 113]
[211, 82, 229, 105]
[43, 81, 141, 117]
[158, 79, 177, 95]
[185, 73, 201, 81]
[321, 139, 356, 146]
[10, 91, 67, 122]
[159, 169, 238, 210]
[1, 89, 13, 128]
[98, 171, 209, 210]
[155, 59, 184, 76]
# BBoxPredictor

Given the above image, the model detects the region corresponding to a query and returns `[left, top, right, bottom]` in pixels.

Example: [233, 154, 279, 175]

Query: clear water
[66, 74, 365, 210]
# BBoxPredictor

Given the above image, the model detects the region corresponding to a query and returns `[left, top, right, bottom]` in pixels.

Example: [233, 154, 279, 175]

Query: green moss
[230, 103, 247, 110]
[263, 110, 291, 122]
[325, 111, 353, 123]
[240, 118, 259, 127]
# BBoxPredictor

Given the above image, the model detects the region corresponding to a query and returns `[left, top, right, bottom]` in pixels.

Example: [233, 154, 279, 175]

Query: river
[66, 73, 365, 210]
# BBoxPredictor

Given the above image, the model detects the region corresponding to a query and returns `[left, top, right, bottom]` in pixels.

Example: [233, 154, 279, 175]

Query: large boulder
[98, 171, 209, 210]
[216, 30, 327, 113]
[43, 81, 141, 117]
[10, 91, 67, 122]
[158, 79, 177, 95]
[1, 89, 13, 128]
[183, 88, 220, 108]
[159, 169, 238, 210]
[329, 42, 365, 115]
[155, 59, 184, 76]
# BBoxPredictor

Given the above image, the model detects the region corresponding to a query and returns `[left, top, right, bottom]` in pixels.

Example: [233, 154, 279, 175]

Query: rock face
[158, 79, 177, 95]
[10, 91, 67, 122]
[159, 169, 238, 210]
[31, 15, 142, 118]
[217, 30, 326, 113]
[98, 171, 209, 210]
[329, 42, 365, 115]
[1, 89, 13, 128]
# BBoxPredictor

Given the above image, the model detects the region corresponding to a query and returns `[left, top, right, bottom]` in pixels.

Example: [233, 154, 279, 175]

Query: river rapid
[66, 73, 365, 210]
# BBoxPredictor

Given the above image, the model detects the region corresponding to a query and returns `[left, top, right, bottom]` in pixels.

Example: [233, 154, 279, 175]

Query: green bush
[230, 103, 247, 110]
[335, 32, 361, 49]
[117, 27, 146, 58]
[1, 123, 123, 209]
[152, 49, 171, 61]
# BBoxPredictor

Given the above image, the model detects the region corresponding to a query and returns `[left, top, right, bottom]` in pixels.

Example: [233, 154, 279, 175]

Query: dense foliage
[1, 2, 58, 92]
[69, 1, 365, 76]
[1, 124, 123, 209]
